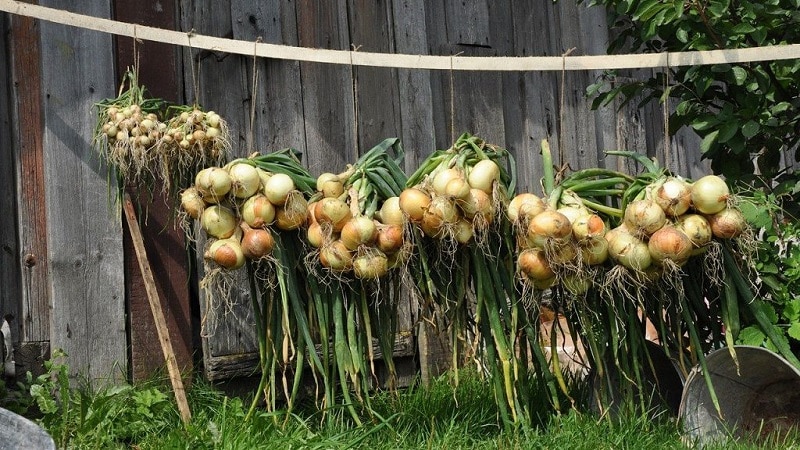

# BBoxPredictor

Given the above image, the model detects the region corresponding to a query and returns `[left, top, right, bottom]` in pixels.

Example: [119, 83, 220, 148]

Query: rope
[3, 0, 800, 72]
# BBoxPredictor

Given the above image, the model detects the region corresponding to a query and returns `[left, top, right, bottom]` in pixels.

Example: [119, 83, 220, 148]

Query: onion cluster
[182, 161, 307, 270]
[161, 109, 230, 163]
[399, 159, 500, 245]
[98, 104, 165, 177]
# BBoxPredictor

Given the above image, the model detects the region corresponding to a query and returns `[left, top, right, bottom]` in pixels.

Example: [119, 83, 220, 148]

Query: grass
[15, 364, 800, 449]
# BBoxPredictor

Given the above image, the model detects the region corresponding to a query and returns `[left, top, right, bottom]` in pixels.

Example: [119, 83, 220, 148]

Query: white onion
[507, 193, 545, 224]
[201, 205, 237, 239]
[241, 194, 276, 228]
[468, 159, 500, 194]
[316, 172, 345, 198]
[399, 188, 431, 222]
[263, 173, 296, 206]
[315, 197, 352, 232]
[459, 188, 494, 223]
[676, 214, 712, 248]
[454, 219, 474, 244]
[378, 197, 405, 226]
[432, 168, 462, 196]
[195, 167, 232, 201]
[180, 187, 206, 219]
[557, 206, 588, 225]
[227, 162, 261, 199]
[691, 175, 730, 214]
[654, 177, 692, 217]
[624, 199, 666, 237]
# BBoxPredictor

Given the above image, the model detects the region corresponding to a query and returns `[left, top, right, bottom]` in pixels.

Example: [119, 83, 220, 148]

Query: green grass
[17, 367, 800, 449]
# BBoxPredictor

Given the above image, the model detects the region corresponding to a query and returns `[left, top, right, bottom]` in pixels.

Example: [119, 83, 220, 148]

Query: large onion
[204, 238, 245, 270]
[195, 167, 232, 201]
[201, 205, 237, 239]
[676, 214, 712, 248]
[507, 193, 545, 224]
[340, 216, 378, 251]
[378, 196, 405, 226]
[399, 188, 431, 222]
[707, 207, 746, 239]
[227, 162, 261, 199]
[468, 159, 500, 194]
[606, 226, 651, 271]
[263, 173, 296, 206]
[654, 177, 692, 217]
[691, 175, 729, 214]
[648, 226, 693, 266]
[353, 252, 389, 279]
[425, 196, 460, 225]
[518, 248, 555, 281]
[240, 224, 275, 260]
[624, 199, 666, 237]
[241, 194, 276, 228]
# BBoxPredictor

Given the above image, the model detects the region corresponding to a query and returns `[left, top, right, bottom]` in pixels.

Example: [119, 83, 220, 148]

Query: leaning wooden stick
[122, 194, 192, 424]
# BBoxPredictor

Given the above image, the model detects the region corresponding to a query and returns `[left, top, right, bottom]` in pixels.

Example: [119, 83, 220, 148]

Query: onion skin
[399, 188, 431, 222]
[180, 187, 206, 219]
[707, 207, 746, 239]
[376, 224, 404, 254]
[263, 173, 296, 206]
[572, 214, 606, 241]
[691, 175, 730, 215]
[319, 240, 353, 271]
[201, 205, 238, 239]
[676, 214, 712, 248]
[526, 210, 572, 248]
[378, 196, 405, 226]
[468, 159, 500, 194]
[607, 226, 652, 271]
[205, 238, 245, 270]
[460, 188, 494, 223]
[353, 252, 389, 279]
[648, 226, 693, 266]
[624, 199, 666, 237]
[518, 248, 555, 281]
[317, 172, 345, 198]
[654, 178, 692, 217]
[240, 225, 275, 260]
[315, 197, 352, 232]
[507, 193, 545, 224]
[340, 216, 378, 251]
[241, 194, 276, 228]
[227, 162, 261, 199]
[195, 167, 232, 200]
[580, 236, 609, 266]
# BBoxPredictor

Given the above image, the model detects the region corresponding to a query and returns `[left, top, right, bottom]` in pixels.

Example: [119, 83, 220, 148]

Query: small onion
[204, 238, 245, 270]
[606, 226, 651, 271]
[275, 192, 308, 231]
[691, 175, 729, 214]
[453, 219, 474, 244]
[378, 197, 405, 226]
[444, 177, 472, 201]
[353, 252, 389, 279]
[459, 188, 494, 222]
[707, 207, 746, 239]
[507, 193, 545, 224]
[195, 167, 232, 200]
[227, 162, 261, 199]
[180, 187, 206, 219]
[468, 159, 500, 194]
[240, 225, 275, 260]
[518, 248, 555, 281]
[307, 222, 325, 248]
[526, 210, 572, 248]
[624, 199, 666, 237]
[432, 168, 463, 197]
[676, 214, 712, 248]
[241, 194, 276, 228]
[426, 196, 460, 225]
[263, 173, 296, 206]
[572, 214, 606, 241]
[315, 197, 352, 232]
[399, 188, 431, 222]
[562, 274, 591, 295]
[654, 177, 692, 217]
[340, 216, 378, 251]
[201, 205, 237, 239]
[316, 172, 345, 198]
[580, 236, 609, 266]
[557, 206, 588, 225]
[319, 240, 353, 271]
[648, 226, 693, 266]
[376, 224, 404, 254]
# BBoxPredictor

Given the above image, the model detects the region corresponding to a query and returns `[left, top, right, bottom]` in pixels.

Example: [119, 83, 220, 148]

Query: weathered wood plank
[39, 0, 126, 383]
[9, 2, 51, 346]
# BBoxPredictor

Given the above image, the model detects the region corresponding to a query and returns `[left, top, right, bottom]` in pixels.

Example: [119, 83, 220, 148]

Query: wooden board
[38, 0, 126, 384]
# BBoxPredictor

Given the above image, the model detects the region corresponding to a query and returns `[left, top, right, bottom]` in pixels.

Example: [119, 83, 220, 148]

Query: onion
[518, 248, 555, 281]
[606, 225, 651, 271]
[227, 162, 261, 199]
[241, 194, 276, 228]
[307, 222, 325, 248]
[399, 188, 431, 222]
[444, 177, 472, 201]
[557, 206, 588, 225]
[454, 219, 474, 244]
[707, 207, 746, 239]
[275, 192, 308, 231]
[654, 177, 692, 217]
[204, 238, 245, 270]
[240, 224, 275, 260]
[580, 236, 609, 266]
[676, 214, 712, 248]
[201, 205, 237, 239]
[526, 210, 572, 248]
[691, 175, 729, 214]
[378, 196, 405, 226]
[426, 196, 460, 225]
[432, 168, 462, 197]
[353, 252, 389, 279]
[315, 197, 352, 232]
[468, 159, 500, 194]
[624, 199, 666, 237]
[549, 241, 578, 265]
[340, 216, 378, 250]
[316, 172, 345, 198]
[319, 240, 353, 271]
[376, 224, 404, 254]
[507, 193, 545, 224]
[263, 173, 296, 206]
[572, 214, 606, 241]
[562, 274, 591, 295]
[180, 187, 206, 219]
[195, 167, 232, 201]
[459, 188, 494, 222]
[648, 226, 693, 266]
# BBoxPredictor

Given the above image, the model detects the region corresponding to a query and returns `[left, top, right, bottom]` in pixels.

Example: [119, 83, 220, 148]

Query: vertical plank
[114, 0, 194, 382]
[39, 0, 126, 383]
[295, 0, 358, 174]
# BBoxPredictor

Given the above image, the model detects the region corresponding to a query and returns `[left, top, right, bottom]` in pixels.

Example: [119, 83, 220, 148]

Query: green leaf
[742, 120, 761, 139]
[731, 23, 757, 34]
[700, 130, 720, 154]
[717, 120, 739, 143]
[731, 66, 748, 85]
[707, 0, 731, 17]
[788, 323, 800, 342]
[737, 326, 766, 346]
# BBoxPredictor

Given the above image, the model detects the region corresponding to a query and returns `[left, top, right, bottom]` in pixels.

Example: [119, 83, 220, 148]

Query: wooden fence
[0, 0, 704, 385]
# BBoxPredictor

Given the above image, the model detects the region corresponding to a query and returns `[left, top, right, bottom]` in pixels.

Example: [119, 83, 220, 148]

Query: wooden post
[122, 195, 192, 424]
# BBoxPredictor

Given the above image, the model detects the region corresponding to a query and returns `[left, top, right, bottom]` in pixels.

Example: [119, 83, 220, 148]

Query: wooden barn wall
[177, 0, 704, 380]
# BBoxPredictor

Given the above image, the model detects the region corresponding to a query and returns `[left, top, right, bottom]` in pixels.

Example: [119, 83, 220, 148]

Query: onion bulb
[227, 162, 261, 199]
[526, 210, 572, 248]
[557, 206, 588, 225]
[275, 192, 308, 231]
[624, 199, 666, 237]
[399, 188, 431, 222]
[319, 240, 353, 271]
[654, 177, 692, 217]
[606, 226, 651, 271]
[707, 207, 746, 239]
[580, 236, 609, 266]
[454, 219, 474, 244]
[676, 214, 712, 248]
[180, 187, 206, 219]
[240, 224, 275, 260]
[572, 214, 606, 241]
[432, 168, 463, 197]
[691, 175, 729, 214]
[195, 167, 232, 201]
[241, 194, 276, 228]
[376, 224, 404, 254]
[204, 238, 245, 270]
[426, 196, 460, 225]
[378, 197, 405, 226]
[518, 248, 555, 281]
[460, 188, 494, 223]
[340, 216, 378, 251]
[316, 172, 344, 198]
[353, 252, 389, 279]
[307, 222, 325, 248]
[648, 226, 693, 266]
[507, 193, 545, 224]
[263, 173, 296, 206]
[315, 197, 352, 232]
[468, 159, 500, 194]
[201, 205, 237, 239]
